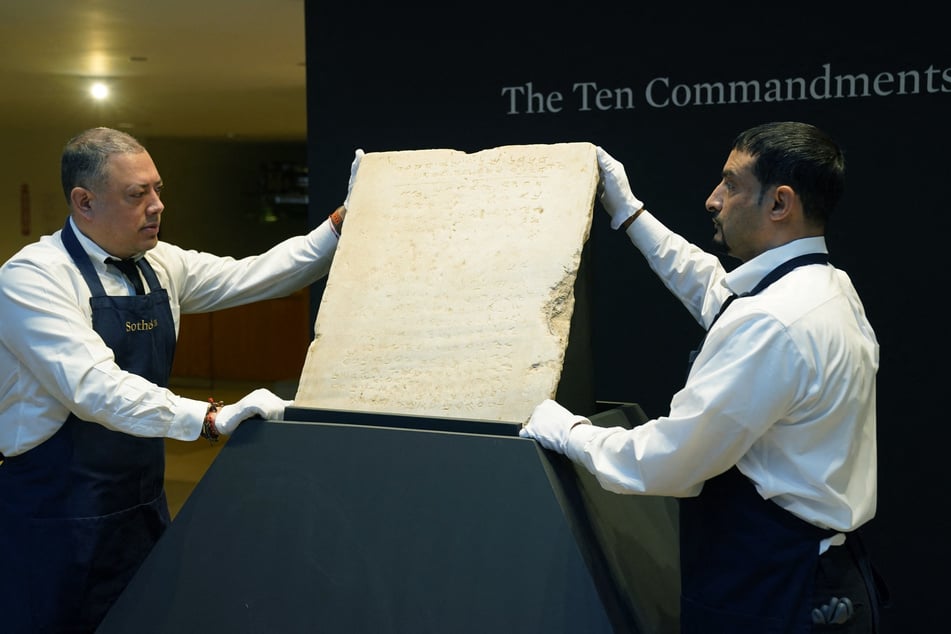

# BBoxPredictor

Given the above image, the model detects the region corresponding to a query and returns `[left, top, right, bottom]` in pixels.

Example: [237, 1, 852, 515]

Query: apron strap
[61, 219, 107, 297]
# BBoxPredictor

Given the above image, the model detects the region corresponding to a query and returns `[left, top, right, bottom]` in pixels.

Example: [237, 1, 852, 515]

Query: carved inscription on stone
[294, 143, 597, 423]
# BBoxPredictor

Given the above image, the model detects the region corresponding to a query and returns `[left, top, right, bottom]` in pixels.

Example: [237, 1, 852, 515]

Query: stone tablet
[294, 143, 597, 423]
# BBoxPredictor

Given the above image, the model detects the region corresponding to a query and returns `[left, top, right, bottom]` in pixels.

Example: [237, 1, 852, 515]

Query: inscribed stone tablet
[294, 143, 597, 423]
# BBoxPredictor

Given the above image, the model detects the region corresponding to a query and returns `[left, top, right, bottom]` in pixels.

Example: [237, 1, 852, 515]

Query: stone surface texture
[295, 143, 597, 423]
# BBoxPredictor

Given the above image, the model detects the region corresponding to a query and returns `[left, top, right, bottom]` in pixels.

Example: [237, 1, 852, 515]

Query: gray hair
[60, 127, 147, 203]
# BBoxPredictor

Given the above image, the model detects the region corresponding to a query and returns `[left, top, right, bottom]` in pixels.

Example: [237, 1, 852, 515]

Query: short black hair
[732, 121, 845, 227]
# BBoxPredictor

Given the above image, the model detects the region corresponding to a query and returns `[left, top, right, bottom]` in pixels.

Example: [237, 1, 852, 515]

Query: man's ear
[769, 184, 796, 221]
[70, 187, 94, 219]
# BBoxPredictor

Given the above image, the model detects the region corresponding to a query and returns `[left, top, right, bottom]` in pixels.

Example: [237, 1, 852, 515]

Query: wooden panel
[172, 290, 310, 383]
[171, 312, 212, 378]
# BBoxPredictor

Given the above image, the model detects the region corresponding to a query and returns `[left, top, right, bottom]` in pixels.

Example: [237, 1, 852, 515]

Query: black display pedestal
[99, 407, 679, 633]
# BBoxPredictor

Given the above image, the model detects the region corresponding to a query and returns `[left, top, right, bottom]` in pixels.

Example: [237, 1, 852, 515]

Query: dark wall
[305, 4, 949, 630]
[146, 138, 308, 258]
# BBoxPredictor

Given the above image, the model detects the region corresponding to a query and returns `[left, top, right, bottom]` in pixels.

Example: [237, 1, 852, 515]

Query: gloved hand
[342, 148, 365, 210]
[214, 388, 293, 436]
[811, 596, 854, 625]
[519, 399, 591, 454]
[596, 146, 645, 229]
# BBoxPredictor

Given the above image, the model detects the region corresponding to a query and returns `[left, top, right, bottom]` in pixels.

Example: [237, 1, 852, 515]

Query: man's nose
[148, 193, 164, 213]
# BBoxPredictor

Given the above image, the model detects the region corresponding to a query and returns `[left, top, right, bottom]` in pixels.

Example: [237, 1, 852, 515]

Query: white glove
[596, 146, 644, 229]
[519, 399, 591, 455]
[213, 388, 293, 436]
[342, 148, 364, 210]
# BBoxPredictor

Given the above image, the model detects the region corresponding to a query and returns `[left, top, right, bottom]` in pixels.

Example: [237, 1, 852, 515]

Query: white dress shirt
[567, 211, 879, 532]
[0, 217, 338, 456]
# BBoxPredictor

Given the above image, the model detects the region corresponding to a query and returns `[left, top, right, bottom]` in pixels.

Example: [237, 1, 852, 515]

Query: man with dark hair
[522, 122, 885, 632]
[0, 127, 361, 632]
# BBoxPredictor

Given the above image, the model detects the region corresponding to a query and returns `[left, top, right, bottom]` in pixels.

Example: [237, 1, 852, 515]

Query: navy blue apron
[0, 221, 176, 633]
[678, 253, 883, 632]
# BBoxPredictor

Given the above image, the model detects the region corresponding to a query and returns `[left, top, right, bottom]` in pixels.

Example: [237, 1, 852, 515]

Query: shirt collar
[724, 236, 828, 296]
[66, 216, 145, 265]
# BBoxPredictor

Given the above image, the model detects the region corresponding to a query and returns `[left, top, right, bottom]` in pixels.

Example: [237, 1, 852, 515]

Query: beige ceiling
[0, 0, 308, 140]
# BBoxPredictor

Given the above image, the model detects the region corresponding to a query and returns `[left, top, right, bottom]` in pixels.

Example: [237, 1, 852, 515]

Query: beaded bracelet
[329, 206, 344, 237]
[200, 398, 224, 443]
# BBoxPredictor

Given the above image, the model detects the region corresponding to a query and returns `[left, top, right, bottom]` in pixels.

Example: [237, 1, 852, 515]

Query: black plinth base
[99, 406, 678, 633]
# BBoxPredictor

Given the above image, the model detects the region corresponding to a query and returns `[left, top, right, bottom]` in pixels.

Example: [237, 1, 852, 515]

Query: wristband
[619, 206, 645, 231]
[329, 206, 344, 237]
[200, 398, 223, 443]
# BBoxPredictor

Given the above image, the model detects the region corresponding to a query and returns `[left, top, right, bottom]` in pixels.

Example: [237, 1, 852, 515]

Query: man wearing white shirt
[522, 122, 885, 632]
[0, 127, 361, 632]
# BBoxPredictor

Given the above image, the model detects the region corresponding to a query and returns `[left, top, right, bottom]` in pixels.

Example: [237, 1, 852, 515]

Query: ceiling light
[90, 82, 109, 100]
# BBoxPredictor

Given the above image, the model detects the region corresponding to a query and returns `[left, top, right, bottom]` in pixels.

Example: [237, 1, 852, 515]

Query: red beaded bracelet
[200, 398, 224, 443]
[329, 206, 344, 237]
